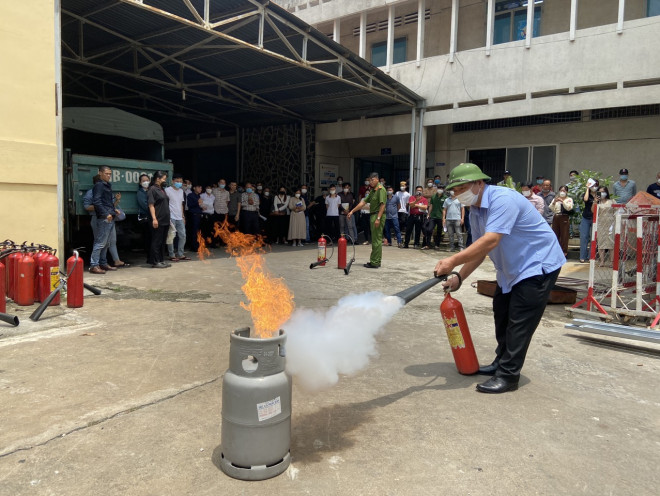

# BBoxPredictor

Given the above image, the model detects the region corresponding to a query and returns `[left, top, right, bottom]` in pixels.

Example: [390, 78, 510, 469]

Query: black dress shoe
[476, 376, 519, 394]
[363, 262, 380, 269]
[478, 362, 499, 375]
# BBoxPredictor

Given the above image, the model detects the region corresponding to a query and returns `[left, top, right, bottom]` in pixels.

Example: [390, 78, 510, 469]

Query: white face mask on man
[456, 183, 481, 206]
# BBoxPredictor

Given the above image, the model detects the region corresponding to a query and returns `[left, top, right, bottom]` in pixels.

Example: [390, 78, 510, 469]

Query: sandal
[178, 256, 191, 261]
[114, 261, 130, 268]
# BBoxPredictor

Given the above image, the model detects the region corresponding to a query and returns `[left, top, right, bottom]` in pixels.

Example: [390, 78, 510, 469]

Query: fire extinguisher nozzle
[0, 312, 19, 327]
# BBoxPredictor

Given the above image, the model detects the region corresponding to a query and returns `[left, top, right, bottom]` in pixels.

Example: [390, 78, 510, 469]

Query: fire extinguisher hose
[343, 234, 357, 275]
[309, 235, 334, 269]
[394, 271, 462, 305]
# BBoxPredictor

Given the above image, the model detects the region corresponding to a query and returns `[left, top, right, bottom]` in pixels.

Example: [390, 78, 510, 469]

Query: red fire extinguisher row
[0, 261, 6, 313]
[7, 251, 21, 300]
[317, 235, 327, 267]
[39, 251, 60, 306]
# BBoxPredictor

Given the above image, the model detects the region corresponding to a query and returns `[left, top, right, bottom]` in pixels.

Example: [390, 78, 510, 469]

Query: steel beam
[566, 319, 660, 344]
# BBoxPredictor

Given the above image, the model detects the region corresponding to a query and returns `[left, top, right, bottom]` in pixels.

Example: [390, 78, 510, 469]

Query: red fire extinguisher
[7, 251, 21, 300]
[39, 250, 60, 306]
[16, 252, 36, 306]
[0, 261, 5, 313]
[67, 252, 84, 308]
[33, 250, 47, 302]
[440, 283, 479, 375]
[317, 235, 327, 267]
[337, 234, 347, 270]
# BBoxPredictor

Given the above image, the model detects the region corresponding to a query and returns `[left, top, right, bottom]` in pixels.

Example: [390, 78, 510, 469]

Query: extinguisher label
[50, 267, 60, 292]
[443, 315, 466, 349]
[257, 396, 282, 422]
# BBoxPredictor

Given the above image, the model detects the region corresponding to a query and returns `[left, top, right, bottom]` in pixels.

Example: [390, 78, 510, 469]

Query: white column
[486, 0, 494, 56]
[617, 0, 625, 34]
[449, 0, 458, 63]
[333, 18, 340, 43]
[359, 12, 366, 58]
[416, 0, 425, 66]
[570, 0, 578, 41]
[409, 108, 416, 189]
[525, 0, 534, 48]
[386, 5, 394, 72]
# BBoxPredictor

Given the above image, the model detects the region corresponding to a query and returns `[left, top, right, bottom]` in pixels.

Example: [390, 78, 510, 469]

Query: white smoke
[283, 292, 404, 391]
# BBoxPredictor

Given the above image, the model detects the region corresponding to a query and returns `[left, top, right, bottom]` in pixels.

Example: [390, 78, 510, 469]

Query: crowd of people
[86, 162, 657, 272]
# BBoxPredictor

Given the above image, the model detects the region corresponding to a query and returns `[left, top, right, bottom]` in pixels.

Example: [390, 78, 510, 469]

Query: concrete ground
[0, 241, 658, 496]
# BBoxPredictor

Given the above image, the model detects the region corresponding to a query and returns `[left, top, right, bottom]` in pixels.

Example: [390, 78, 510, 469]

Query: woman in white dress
[288, 189, 307, 246]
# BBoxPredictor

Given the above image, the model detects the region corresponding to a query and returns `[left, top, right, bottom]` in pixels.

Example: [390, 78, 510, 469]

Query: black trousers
[492, 268, 560, 379]
[405, 214, 424, 246]
[241, 211, 260, 235]
[149, 224, 169, 265]
[189, 213, 201, 251]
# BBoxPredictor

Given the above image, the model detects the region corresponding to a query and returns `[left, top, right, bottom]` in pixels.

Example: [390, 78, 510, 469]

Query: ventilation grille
[591, 104, 660, 120]
[453, 111, 582, 132]
[351, 9, 431, 36]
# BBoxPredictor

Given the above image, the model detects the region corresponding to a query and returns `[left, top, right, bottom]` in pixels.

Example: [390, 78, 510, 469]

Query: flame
[213, 220, 294, 338]
[197, 231, 211, 261]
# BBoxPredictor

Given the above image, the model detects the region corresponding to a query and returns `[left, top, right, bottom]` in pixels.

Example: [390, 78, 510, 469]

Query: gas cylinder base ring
[219, 451, 291, 481]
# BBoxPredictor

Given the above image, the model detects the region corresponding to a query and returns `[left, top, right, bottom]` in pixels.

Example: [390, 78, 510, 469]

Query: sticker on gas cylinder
[50, 267, 60, 292]
[257, 396, 282, 422]
[443, 315, 466, 349]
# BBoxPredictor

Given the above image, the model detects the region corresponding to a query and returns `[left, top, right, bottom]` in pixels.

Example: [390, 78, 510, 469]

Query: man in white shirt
[164, 174, 190, 261]
[395, 181, 411, 238]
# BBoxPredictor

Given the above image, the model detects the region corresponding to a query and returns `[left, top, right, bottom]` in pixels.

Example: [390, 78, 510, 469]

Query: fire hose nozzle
[0, 312, 19, 327]
[394, 271, 462, 305]
[309, 259, 328, 269]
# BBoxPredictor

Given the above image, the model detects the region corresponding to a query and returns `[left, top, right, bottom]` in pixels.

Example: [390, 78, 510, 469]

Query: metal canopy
[61, 0, 423, 140]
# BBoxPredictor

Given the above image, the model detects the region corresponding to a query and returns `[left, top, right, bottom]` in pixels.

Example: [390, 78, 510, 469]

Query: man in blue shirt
[435, 163, 565, 394]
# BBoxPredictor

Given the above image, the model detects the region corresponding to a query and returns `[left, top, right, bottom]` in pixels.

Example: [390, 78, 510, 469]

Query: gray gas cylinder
[220, 327, 292, 480]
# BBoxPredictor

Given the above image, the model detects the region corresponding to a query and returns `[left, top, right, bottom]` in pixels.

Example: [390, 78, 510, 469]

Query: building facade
[276, 0, 660, 190]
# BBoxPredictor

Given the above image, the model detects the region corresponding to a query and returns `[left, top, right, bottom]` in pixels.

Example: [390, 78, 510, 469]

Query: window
[649, 0, 660, 17]
[494, 1, 542, 44]
[371, 38, 407, 67]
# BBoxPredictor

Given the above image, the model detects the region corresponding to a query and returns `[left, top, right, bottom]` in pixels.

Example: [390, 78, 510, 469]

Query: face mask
[184, 184, 191, 190]
[387, 191, 393, 196]
[206, 188, 212, 194]
[450, 191, 455, 197]
[400, 186, 406, 191]
[264, 191, 270, 197]
[217, 184, 224, 189]
[174, 182, 182, 188]
[456, 184, 480, 206]
[434, 180, 441, 185]
[141, 181, 149, 189]
[415, 191, 422, 196]
[295, 193, 301, 198]
[257, 185, 262, 190]
[437, 189, 444, 195]
[620, 175, 628, 181]
[279, 190, 285, 195]
[542, 188, 550, 193]
[590, 186, 598, 192]
[522, 190, 531, 197]
[329, 189, 336, 195]
[537, 179, 543, 185]
[601, 192, 608, 198]
[559, 191, 567, 198]
[570, 175, 577, 181]
[364, 181, 369, 186]
[427, 183, 433, 188]
[343, 188, 349, 193]
[246, 188, 253, 194]
[301, 189, 307, 194]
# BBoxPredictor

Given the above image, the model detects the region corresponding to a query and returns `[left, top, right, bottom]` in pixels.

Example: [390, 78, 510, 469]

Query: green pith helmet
[446, 163, 491, 190]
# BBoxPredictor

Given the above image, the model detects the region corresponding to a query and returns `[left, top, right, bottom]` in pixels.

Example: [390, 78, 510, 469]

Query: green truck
[64, 107, 174, 254]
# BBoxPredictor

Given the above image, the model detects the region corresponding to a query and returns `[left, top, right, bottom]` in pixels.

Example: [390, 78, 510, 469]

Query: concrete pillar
[617, 0, 625, 34]
[386, 5, 394, 72]
[333, 18, 340, 43]
[486, 0, 494, 56]
[416, 0, 425, 66]
[525, 0, 534, 48]
[570, 0, 578, 41]
[409, 108, 416, 186]
[359, 12, 366, 58]
[449, 0, 458, 63]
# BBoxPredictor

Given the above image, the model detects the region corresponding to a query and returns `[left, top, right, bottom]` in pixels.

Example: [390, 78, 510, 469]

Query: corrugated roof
[61, 0, 423, 139]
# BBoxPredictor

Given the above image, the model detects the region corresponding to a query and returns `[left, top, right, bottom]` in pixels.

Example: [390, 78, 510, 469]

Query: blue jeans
[579, 217, 592, 261]
[339, 214, 358, 242]
[90, 219, 115, 267]
[167, 219, 187, 257]
[384, 216, 402, 244]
